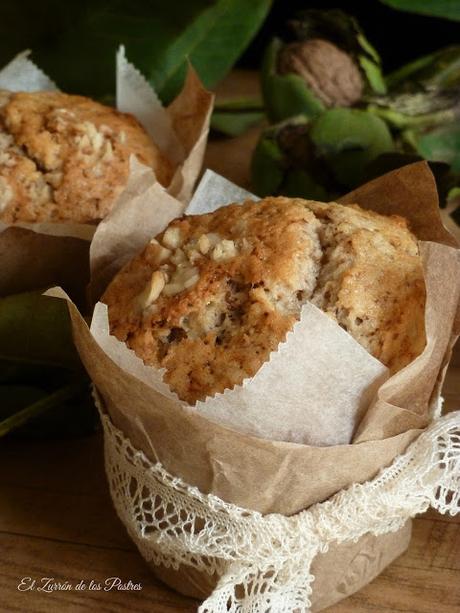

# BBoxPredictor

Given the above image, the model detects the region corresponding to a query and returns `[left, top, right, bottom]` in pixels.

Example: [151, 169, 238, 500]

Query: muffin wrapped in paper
[0, 48, 213, 301]
[48, 162, 460, 609]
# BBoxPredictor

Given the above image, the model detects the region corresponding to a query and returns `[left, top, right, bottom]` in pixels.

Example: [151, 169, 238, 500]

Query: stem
[0, 381, 86, 437]
[367, 104, 457, 130]
[214, 96, 264, 112]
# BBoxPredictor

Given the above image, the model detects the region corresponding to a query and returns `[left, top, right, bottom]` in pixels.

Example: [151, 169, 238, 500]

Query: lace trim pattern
[96, 390, 460, 613]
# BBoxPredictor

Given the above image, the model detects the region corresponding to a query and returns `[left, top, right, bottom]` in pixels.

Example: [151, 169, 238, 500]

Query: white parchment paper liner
[0, 49, 213, 299]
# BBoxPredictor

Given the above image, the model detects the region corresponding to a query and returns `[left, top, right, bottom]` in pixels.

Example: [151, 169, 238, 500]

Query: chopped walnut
[102, 140, 114, 162]
[74, 121, 106, 160]
[163, 265, 199, 296]
[0, 151, 15, 167]
[212, 239, 238, 261]
[45, 171, 63, 188]
[187, 249, 201, 264]
[149, 238, 172, 265]
[0, 133, 14, 150]
[137, 270, 167, 309]
[91, 164, 104, 178]
[170, 247, 187, 266]
[162, 226, 182, 249]
[198, 233, 211, 254]
[0, 176, 12, 212]
[99, 124, 114, 136]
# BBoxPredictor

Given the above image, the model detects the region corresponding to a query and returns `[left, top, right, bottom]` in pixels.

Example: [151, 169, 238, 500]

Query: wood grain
[1, 70, 459, 612]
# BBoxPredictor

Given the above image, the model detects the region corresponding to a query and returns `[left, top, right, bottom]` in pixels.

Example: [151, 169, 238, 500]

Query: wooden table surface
[1, 71, 459, 612]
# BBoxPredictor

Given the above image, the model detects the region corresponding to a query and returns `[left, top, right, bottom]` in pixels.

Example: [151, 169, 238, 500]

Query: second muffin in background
[102, 197, 426, 404]
[0, 90, 174, 224]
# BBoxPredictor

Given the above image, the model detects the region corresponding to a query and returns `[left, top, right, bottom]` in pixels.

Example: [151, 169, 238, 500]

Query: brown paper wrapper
[49, 162, 459, 609]
[151, 520, 412, 612]
[0, 52, 213, 302]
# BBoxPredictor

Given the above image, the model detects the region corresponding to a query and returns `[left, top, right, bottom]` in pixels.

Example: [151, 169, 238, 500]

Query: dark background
[241, 0, 460, 73]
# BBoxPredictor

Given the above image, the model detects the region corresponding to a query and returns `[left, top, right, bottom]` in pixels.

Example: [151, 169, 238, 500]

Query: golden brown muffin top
[0, 90, 174, 223]
[102, 197, 426, 404]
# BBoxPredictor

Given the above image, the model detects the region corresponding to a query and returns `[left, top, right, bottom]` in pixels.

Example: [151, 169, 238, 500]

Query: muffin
[102, 197, 426, 404]
[0, 90, 174, 224]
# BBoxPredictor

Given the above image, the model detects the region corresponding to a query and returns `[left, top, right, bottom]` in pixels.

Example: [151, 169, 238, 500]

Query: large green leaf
[0, 292, 96, 438]
[0, 291, 80, 368]
[0, 385, 47, 421]
[0, 382, 91, 438]
[379, 0, 460, 21]
[147, 0, 273, 101]
[0, 0, 272, 102]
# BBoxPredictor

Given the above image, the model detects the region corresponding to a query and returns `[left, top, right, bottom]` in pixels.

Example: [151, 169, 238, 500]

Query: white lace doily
[96, 391, 460, 613]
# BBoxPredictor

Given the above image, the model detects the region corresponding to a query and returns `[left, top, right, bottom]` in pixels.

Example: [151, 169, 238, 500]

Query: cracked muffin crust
[102, 197, 426, 404]
[0, 90, 174, 223]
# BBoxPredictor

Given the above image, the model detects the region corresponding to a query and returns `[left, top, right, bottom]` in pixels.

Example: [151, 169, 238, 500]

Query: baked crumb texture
[103, 197, 427, 404]
[0, 90, 173, 223]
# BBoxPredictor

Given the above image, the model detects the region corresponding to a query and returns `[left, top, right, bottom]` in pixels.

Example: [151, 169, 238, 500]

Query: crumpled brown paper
[0, 49, 213, 301]
[48, 161, 459, 609]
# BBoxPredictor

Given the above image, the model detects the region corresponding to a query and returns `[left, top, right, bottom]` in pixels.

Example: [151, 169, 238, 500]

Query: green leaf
[0, 385, 47, 421]
[379, 0, 460, 21]
[448, 186, 460, 200]
[0, 291, 80, 369]
[451, 203, 460, 225]
[214, 96, 263, 112]
[386, 46, 460, 91]
[410, 123, 460, 172]
[0, 0, 272, 102]
[359, 56, 387, 95]
[281, 169, 329, 201]
[211, 95, 265, 136]
[151, 0, 273, 101]
[310, 108, 395, 188]
[0, 382, 87, 438]
[251, 134, 285, 196]
[0, 292, 95, 438]
[211, 110, 264, 137]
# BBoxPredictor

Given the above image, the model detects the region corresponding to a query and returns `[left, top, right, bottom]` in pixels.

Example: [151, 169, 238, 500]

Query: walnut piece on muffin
[0, 90, 174, 224]
[102, 197, 426, 404]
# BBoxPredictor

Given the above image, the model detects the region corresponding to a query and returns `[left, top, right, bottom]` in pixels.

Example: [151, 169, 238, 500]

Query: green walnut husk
[251, 109, 395, 199]
[262, 9, 386, 122]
